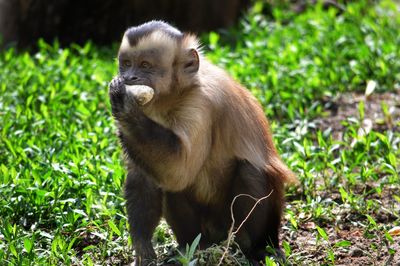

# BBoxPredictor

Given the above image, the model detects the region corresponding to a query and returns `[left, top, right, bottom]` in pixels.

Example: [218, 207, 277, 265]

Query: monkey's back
[199, 60, 295, 187]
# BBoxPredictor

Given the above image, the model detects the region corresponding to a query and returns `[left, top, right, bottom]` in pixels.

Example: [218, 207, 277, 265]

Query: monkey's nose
[124, 75, 139, 84]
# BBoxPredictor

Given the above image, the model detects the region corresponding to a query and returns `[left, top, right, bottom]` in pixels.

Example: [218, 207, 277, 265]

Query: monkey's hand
[109, 76, 127, 116]
[109, 76, 140, 118]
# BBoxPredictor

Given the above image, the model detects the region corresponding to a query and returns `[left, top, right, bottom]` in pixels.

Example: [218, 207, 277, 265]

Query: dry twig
[217, 190, 274, 265]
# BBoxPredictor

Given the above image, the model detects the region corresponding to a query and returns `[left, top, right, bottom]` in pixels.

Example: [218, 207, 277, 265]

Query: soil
[315, 88, 400, 138]
[282, 219, 400, 265]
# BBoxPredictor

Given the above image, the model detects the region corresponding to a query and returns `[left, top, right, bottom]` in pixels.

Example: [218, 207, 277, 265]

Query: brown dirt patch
[283, 89, 400, 265]
[315, 89, 400, 138]
[282, 218, 400, 265]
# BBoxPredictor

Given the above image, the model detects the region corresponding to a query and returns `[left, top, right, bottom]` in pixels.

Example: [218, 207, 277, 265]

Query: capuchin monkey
[109, 21, 296, 266]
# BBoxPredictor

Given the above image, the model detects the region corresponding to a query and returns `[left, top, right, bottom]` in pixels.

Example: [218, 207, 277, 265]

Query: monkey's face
[118, 22, 200, 101]
[117, 50, 171, 101]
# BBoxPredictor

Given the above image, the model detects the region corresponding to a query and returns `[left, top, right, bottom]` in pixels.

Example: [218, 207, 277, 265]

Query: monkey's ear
[183, 48, 199, 73]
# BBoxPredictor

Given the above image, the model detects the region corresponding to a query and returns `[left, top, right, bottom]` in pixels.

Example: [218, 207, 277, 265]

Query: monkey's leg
[163, 192, 203, 247]
[125, 168, 162, 266]
[231, 160, 285, 263]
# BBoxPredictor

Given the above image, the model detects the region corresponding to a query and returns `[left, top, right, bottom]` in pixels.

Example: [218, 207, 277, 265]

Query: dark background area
[0, 0, 251, 48]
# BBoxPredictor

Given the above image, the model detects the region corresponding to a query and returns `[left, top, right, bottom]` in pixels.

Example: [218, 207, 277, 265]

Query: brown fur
[140, 53, 295, 202]
[109, 21, 296, 266]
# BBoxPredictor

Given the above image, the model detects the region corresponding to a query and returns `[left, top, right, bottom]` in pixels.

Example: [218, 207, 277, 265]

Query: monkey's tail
[266, 156, 298, 185]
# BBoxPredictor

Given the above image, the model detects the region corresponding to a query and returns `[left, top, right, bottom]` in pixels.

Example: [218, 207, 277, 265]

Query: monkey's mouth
[123, 80, 141, 86]
[123, 79, 153, 88]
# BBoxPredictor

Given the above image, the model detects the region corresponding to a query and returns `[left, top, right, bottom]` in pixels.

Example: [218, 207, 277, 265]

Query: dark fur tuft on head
[125, 21, 183, 46]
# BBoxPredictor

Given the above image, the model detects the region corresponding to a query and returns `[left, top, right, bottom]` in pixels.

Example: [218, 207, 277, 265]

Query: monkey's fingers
[109, 76, 125, 91]
[108, 77, 128, 115]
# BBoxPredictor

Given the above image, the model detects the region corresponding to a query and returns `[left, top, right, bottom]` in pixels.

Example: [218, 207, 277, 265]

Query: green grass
[0, 0, 399, 265]
[207, 0, 400, 120]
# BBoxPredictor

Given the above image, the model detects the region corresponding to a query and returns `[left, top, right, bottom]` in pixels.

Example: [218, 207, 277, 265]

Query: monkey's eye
[140, 61, 152, 69]
[122, 60, 132, 67]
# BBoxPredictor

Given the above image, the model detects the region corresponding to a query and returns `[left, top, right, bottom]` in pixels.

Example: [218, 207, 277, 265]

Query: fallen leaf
[302, 221, 316, 230]
[388, 226, 400, 236]
[365, 80, 377, 97]
[359, 118, 373, 136]
[350, 229, 363, 237]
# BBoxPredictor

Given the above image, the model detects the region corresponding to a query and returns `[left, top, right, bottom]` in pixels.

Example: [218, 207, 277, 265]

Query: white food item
[125, 85, 154, 105]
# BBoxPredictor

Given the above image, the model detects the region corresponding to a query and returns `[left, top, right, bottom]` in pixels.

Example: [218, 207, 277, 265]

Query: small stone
[125, 85, 154, 105]
[349, 247, 363, 257]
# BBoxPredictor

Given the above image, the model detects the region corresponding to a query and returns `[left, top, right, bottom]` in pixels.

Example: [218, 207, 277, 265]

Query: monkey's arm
[109, 77, 211, 190]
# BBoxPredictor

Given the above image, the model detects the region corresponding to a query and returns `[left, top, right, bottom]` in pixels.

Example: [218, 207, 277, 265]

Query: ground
[283, 89, 400, 266]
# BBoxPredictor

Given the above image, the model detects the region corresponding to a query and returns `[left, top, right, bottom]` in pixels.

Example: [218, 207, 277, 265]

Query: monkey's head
[118, 21, 201, 102]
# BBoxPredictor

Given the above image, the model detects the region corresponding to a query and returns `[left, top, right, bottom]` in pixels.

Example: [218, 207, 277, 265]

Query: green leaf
[9, 243, 18, 257]
[393, 195, 400, 203]
[265, 256, 278, 266]
[282, 241, 292, 257]
[24, 238, 34, 253]
[387, 153, 397, 168]
[327, 249, 335, 263]
[188, 234, 201, 259]
[293, 141, 305, 157]
[365, 214, 377, 227]
[3, 138, 16, 157]
[334, 240, 352, 247]
[358, 100, 365, 120]
[316, 226, 328, 241]
[108, 220, 121, 237]
[67, 237, 77, 251]
[339, 187, 349, 202]
[0, 164, 8, 179]
[384, 232, 394, 244]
